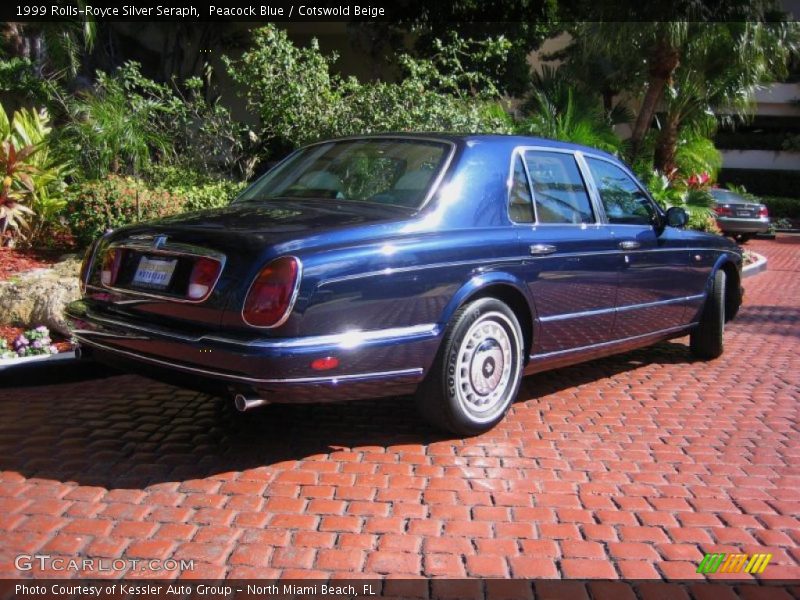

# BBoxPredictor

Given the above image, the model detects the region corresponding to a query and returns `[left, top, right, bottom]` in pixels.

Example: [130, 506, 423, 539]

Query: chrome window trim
[506, 150, 536, 224]
[246, 135, 458, 213]
[581, 152, 665, 225]
[240, 256, 304, 329]
[507, 145, 599, 226]
[73, 334, 423, 385]
[539, 293, 705, 323]
[99, 240, 226, 304]
[531, 323, 697, 360]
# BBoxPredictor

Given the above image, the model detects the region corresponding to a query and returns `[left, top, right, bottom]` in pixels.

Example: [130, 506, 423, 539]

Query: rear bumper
[716, 216, 770, 234]
[65, 300, 439, 403]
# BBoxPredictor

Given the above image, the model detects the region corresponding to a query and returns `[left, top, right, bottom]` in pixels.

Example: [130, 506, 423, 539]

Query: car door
[583, 156, 693, 339]
[511, 148, 619, 356]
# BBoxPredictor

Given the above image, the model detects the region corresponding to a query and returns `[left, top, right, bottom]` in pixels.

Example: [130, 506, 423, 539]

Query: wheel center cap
[483, 357, 495, 377]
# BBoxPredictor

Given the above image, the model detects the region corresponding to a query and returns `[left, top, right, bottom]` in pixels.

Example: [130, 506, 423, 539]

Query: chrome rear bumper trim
[68, 308, 438, 350]
[74, 334, 424, 385]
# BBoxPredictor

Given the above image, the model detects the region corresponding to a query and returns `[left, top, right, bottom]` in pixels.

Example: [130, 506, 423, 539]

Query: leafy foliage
[643, 169, 719, 233]
[59, 62, 253, 181]
[146, 165, 246, 212]
[518, 67, 626, 154]
[65, 176, 184, 246]
[224, 25, 512, 159]
[0, 102, 69, 245]
[60, 63, 173, 178]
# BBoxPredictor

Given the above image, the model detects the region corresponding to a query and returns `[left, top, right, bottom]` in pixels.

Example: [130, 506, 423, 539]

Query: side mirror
[665, 206, 688, 229]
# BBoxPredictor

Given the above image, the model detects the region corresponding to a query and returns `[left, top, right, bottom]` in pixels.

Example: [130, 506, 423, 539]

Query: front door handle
[618, 240, 641, 250]
[530, 243, 557, 255]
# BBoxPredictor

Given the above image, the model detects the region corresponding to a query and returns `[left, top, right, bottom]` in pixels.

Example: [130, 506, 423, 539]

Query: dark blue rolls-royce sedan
[66, 134, 743, 434]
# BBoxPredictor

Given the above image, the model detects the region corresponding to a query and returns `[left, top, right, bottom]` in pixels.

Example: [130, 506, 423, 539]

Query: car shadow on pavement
[0, 340, 698, 490]
[727, 305, 800, 338]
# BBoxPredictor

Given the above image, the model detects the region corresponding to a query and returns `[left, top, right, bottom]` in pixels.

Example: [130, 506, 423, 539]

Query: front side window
[524, 151, 594, 224]
[237, 139, 450, 209]
[586, 158, 657, 225]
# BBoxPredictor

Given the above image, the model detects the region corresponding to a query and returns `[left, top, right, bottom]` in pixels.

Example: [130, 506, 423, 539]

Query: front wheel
[690, 269, 726, 360]
[415, 297, 524, 436]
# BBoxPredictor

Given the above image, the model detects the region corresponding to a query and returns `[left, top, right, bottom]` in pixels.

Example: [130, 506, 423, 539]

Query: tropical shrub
[65, 176, 183, 246]
[57, 62, 255, 181]
[643, 170, 720, 234]
[59, 63, 174, 179]
[0, 102, 69, 245]
[0, 139, 37, 244]
[518, 67, 627, 154]
[147, 165, 246, 212]
[224, 25, 512, 159]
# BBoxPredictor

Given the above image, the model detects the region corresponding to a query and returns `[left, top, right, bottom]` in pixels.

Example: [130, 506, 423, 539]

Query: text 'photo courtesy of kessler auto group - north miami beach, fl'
[1, 0, 799, 599]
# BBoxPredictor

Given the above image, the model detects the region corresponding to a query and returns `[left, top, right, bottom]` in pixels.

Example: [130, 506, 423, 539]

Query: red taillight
[714, 205, 734, 217]
[758, 205, 769, 218]
[242, 256, 300, 327]
[311, 356, 339, 371]
[188, 257, 222, 300]
[100, 249, 122, 287]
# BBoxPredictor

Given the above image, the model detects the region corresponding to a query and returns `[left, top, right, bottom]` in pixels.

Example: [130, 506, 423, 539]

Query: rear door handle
[618, 240, 641, 250]
[529, 244, 557, 255]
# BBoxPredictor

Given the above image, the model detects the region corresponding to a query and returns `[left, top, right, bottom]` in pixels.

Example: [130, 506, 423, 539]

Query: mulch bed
[0, 247, 62, 282]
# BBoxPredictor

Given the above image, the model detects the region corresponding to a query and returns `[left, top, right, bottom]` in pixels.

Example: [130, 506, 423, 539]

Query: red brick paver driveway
[0, 237, 798, 581]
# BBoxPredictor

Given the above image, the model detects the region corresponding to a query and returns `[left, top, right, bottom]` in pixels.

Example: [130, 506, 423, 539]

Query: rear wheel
[690, 270, 726, 360]
[734, 233, 753, 244]
[415, 297, 524, 435]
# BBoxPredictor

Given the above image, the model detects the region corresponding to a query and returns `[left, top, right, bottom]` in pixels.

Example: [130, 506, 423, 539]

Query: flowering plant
[686, 172, 711, 190]
[0, 338, 15, 359]
[10, 325, 58, 357]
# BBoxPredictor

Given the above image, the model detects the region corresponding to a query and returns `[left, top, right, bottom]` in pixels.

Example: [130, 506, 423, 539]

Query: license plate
[133, 256, 177, 289]
[737, 211, 752, 217]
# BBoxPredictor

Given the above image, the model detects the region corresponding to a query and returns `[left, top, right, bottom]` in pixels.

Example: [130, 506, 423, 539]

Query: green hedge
[65, 176, 185, 247]
[718, 168, 800, 200]
[761, 196, 800, 219]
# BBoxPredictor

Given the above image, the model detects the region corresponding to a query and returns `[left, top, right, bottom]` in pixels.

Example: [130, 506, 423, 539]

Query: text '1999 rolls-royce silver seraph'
[67, 134, 744, 435]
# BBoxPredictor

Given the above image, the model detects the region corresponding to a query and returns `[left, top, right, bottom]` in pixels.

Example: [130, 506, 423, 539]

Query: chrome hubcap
[455, 313, 517, 420]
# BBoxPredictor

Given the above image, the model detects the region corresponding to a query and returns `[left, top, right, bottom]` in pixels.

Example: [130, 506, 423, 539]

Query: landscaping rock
[0, 256, 81, 336]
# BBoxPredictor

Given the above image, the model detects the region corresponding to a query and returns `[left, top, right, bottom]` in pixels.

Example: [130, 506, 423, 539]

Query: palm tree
[561, 2, 785, 163]
[1, 12, 95, 79]
[519, 66, 627, 154]
[654, 21, 800, 174]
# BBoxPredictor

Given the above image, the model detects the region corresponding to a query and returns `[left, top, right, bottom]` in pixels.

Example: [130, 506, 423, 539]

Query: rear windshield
[710, 189, 745, 203]
[237, 139, 451, 210]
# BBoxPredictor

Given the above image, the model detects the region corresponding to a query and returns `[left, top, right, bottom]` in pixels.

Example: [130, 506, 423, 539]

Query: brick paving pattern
[0, 236, 798, 581]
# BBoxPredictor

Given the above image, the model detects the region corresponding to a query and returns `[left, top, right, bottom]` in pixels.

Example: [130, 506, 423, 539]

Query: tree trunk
[628, 33, 681, 162]
[654, 114, 680, 175]
[1, 23, 29, 59]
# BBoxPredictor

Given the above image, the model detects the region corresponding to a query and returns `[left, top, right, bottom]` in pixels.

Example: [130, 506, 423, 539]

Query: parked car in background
[67, 135, 743, 435]
[711, 187, 770, 243]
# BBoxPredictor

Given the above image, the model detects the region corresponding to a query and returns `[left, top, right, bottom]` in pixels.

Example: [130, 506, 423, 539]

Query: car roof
[320, 133, 621, 162]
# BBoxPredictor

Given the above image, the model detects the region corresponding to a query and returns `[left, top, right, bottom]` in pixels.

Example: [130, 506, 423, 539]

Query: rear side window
[508, 155, 534, 223]
[524, 151, 594, 224]
[586, 157, 657, 225]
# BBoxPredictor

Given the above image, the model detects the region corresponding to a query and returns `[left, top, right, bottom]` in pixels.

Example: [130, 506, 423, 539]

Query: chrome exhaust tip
[234, 393, 269, 412]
